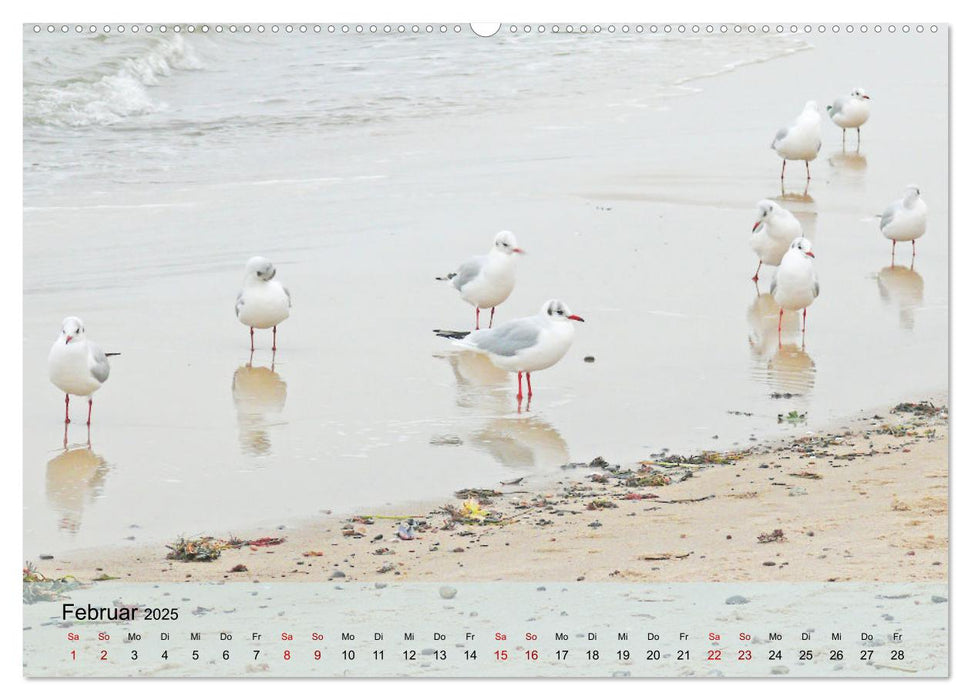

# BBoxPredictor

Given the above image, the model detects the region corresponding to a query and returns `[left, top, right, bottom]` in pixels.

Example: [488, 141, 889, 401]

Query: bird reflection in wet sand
[469, 416, 569, 470]
[877, 265, 925, 331]
[747, 293, 798, 359]
[438, 350, 510, 410]
[767, 343, 816, 395]
[778, 181, 815, 200]
[747, 292, 815, 395]
[46, 432, 109, 534]
[232, 352, 287, 455]
[828, 150, 868, 173]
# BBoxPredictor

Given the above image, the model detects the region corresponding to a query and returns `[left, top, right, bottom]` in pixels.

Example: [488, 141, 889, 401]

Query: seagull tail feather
[433, 329, 470, 340]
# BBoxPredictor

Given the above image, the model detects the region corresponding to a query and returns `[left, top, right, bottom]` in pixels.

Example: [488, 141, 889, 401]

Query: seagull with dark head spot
[436, 299, 584, 404]
[48, 317, 118, 425]
[771, 238, 820, 342]
[827, 87, 871, 148]
[438, 231, 524, 330]
[236, 256, 291, 352]
[749, 199, 803, 282]
[880, 185, 927, 264]
[772, 101, 822, 183]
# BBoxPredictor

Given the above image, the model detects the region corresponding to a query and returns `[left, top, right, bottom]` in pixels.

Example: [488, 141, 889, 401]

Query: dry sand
[34, 396, 947, 586]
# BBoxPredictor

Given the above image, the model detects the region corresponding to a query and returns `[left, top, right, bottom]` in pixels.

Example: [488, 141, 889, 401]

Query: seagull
[437, 231, 524, 330]
[48, 317, 118, 425]
[772, 101, 822, 183]
[771, 238, 819, 340]
[880, 185, 927, 264]
[236, 256, 291, 351]
[749, 200, 803, 282]
[435, 299, 584, 402]
[826, 88, 870, 147]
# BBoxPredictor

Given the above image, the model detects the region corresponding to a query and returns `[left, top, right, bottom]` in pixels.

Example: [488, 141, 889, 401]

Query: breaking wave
[24, 34, 200, 128]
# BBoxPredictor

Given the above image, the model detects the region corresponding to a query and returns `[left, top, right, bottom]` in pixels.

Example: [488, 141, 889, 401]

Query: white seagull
[438, 231, 524, 330]
[236, 256, 291, 351]
[880, 185, 927, 264]
[436, 299, 584, 402]
[826, 88, 871, 147]
[771, 238, 819, 339]
[749, 200, 803, 282]
[48, 317, 117, 425]
[771, 101, 823, 183]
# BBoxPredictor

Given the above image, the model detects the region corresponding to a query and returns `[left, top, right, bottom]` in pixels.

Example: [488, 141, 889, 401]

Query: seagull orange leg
[475, 308, 480, 330]
[781, 159, 786, 181]
[526, 372, 533, 398]
[516, 371, 523, 400]
[489, 307, 495, 328]
[752, 260, 762, 282]
[805, 160, 811, 181]
[250, 327, 255, 351]
[891, 240, 896, 266]
[272, 326, 277, 352]
[86, 398, 93, 426]
[64, 394, 70, 424]
[802, 308, 807, 335]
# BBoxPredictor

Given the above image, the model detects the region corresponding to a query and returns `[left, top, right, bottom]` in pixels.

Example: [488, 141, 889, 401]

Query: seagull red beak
[862, 95, 870, 100]
[512, 247, 525, 254]
[806, 251, 815, 258]
[752, 221, 762, 232]
[65, 335, 72, 344]
[567, 314, 585, 322]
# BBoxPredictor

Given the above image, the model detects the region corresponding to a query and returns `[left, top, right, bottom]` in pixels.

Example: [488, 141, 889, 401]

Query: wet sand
[24, 31, 948, 557]
[34, 396, 947, 585]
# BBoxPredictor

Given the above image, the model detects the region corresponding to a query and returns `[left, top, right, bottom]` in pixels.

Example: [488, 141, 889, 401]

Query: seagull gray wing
[88, 343, 111, 384]
[451, 255, 486, 292]
[828, 96, 848, 117]
[771, 127, 788, 148]
[235, 291, 244, 317]
[880, 200, 902, 231]
[769, 277, 777, 296]
[468, 318, 541, 357]
[284, 286, 292, 308]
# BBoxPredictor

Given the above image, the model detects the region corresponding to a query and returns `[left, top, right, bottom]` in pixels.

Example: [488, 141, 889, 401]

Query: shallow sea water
[23, 28, 948, 554]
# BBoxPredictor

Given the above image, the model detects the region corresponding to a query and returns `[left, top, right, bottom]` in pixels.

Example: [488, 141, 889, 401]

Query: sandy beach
[21, 26, 950, 680]
[30, 396, 946, 586]
[24, 30, 948, 558]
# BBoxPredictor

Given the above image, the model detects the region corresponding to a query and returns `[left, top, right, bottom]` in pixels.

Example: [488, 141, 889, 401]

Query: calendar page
[22, 21, 949, 678]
